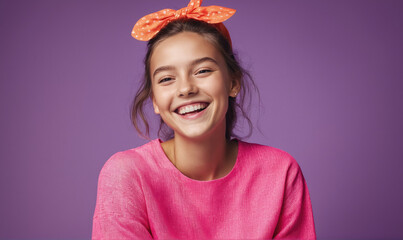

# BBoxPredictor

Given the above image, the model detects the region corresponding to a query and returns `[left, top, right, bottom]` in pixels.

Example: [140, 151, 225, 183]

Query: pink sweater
[93, 139, 316, 239]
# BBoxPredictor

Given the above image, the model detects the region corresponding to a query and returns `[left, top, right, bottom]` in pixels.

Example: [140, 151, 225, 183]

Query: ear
[229, 78, 241, 98]
[152, 96, 160, 114]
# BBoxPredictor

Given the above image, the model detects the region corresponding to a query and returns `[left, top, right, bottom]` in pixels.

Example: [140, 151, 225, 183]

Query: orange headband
[131, 0, 236, 43]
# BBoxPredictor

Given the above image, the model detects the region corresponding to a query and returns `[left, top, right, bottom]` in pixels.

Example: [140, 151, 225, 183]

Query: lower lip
[177, 107, 208, 120]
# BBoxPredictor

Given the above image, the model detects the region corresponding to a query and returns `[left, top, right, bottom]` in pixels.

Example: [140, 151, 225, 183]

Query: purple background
[1, 0, 402, 238]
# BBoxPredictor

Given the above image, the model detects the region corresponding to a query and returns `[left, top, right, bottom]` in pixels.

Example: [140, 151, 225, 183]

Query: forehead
[150, 32, 223, 71]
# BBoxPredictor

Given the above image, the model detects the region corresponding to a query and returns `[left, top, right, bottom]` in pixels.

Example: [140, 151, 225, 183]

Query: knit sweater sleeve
[273, 157, 316, 239]
[92, 152, 152, 239]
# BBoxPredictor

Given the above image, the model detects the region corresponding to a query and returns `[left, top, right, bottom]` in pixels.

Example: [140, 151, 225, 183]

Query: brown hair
[130, 18, 258, 140]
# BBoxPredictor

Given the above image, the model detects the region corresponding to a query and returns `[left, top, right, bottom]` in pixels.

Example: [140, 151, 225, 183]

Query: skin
[150, 32, 240, 181]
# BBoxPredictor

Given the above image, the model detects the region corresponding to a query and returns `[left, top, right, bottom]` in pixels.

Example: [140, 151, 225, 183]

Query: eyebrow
[152, 57, 218, 79]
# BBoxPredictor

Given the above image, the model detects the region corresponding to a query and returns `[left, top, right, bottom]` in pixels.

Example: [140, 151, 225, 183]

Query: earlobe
[230, 91, 238, 97]
[229, 79, 241, 97]
[152, 97, 160, 114]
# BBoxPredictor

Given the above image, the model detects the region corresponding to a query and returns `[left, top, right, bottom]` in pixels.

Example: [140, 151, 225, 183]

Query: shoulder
[238, 140, 298, 167]
[237, 140, 302, 180]
[99, 139, 162, 180]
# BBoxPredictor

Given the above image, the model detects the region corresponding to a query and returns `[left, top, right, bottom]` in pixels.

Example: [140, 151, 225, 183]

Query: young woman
[92, 0, 316, 239]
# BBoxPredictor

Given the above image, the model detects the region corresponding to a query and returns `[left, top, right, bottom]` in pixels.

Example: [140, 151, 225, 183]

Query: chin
[174, 123, 225, 141]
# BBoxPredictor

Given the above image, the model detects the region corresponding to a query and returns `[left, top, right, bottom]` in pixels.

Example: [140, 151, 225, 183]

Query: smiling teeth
[178, 103, 207, 115]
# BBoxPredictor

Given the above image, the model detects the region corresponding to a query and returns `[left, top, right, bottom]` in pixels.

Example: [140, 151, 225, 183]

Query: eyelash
[157, 69, 212, 83]
[196, 69, 212, 75]
[158, 77, 173, 83]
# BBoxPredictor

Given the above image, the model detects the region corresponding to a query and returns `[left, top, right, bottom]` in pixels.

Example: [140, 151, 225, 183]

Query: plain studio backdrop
[1, 0, 402, 239]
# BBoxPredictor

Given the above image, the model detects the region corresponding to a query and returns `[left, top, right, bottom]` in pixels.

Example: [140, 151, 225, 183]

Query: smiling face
[150, 32, 239, 140]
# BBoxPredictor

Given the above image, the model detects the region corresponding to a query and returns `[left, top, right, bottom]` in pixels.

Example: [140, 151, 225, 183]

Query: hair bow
[131, 0, 236, 41]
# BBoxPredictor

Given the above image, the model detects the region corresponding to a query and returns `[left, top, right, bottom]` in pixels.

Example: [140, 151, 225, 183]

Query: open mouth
[175, 103, 209, 115]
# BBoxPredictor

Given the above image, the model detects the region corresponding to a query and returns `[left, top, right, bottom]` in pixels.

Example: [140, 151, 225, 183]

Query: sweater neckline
[154, 138, 242, 183]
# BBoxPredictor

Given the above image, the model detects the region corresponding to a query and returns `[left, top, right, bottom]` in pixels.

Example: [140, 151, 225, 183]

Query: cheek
[201, 81, 230, 113]
[202, 77, 231, 97]
[152, 87, 172, 110]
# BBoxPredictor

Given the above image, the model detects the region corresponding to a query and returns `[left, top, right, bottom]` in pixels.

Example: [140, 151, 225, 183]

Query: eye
[195, 69, 212, 75]
[158, 77, 174, 84]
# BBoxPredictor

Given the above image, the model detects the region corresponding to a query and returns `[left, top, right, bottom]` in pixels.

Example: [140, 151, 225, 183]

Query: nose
[177, 76, 198, 97]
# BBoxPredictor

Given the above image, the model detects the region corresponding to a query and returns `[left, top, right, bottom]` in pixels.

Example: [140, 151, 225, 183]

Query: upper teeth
[178, 103, 207, 115]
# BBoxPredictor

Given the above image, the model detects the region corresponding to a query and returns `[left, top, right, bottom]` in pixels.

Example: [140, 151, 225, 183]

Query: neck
[163, 133, 237, 181]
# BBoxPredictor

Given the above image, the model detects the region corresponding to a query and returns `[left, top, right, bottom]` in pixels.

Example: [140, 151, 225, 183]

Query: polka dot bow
[131, 0, 236, 41]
